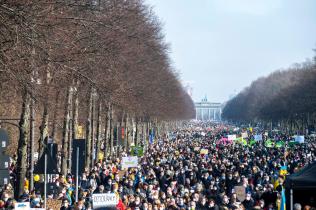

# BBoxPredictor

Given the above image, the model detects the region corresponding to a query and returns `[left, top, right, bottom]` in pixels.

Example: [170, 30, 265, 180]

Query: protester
[0, 122, 315, 210]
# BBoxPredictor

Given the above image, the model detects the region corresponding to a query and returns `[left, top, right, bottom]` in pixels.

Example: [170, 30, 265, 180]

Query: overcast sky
[146, 0, 316, 103]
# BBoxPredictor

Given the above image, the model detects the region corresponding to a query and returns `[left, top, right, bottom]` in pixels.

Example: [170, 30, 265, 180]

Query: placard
[194, 147, 200, 151]
[241, 132, 248, 138]
[227, 135, 236, 141]
[121, 156, 138, 169]
[131, 146, 144, 157]
[295, 135, 304, 143]
[15, 202, 30, 210]
[234, 186, 246, 202]
[254, 134, 262, 141]
[92, 193, 118, 209]
[200, 149, 209, 155]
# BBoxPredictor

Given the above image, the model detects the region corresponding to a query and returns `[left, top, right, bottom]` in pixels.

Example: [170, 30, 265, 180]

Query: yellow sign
[34, 175, 40, 182]
[200, 149, 208, 155]
[98, 152, 104, 160]
[76, 125, 84, 138]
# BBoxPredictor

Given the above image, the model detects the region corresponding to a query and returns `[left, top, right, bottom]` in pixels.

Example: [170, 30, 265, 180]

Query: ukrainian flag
[279, 166, 288, 176]
[278, 188, 286, 210]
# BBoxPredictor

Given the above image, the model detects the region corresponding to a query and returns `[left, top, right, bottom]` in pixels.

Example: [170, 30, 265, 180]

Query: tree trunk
[38, 101, 48, 156]
[67, 91, 73, 171]
[96, 100, 102, 162]
[90, 90, 96, 168]
[16, 88, 31, 198]
[85, 89, 93, 170]
[72, 88, 79, 140]
[103, 102, 110, 158]
[134, 118, 138, 146]
[125, 114, 129, 153]
[51, 91, 60, 140]
[61, 86, 72, 175]
[109, 105, 114, 157]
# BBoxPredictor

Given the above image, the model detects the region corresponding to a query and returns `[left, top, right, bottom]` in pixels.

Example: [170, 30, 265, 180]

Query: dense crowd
[0, 123, 316, 210]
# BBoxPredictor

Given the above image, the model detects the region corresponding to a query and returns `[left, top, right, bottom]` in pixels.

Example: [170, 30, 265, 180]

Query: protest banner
[218, 137, 232, 145]
[121, 156, 138, 169]
[92, 193, 119, 209]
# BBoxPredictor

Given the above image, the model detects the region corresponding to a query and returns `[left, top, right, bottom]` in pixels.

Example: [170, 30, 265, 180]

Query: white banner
[93, 193, 118, 208]
[15, 202, 30, 210]
[227, 135, 236, 141]
[122, 156, 138, 168]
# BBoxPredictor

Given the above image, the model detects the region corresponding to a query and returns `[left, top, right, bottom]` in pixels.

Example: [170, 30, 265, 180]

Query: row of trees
[0, 0, 195, 196]
[222, 53, 316, 131]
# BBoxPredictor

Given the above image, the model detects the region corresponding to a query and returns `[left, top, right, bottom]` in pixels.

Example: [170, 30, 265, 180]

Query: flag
[235, 137, 247, 146]
[249, 139, 256, 146]
[242, 138, 248, 146]
[275, 141, 285, 148]
[279, 166, 287, 176]
[288, 141, 298, 147]
[265, 139, 273, 148]
[278, 188, 286, 210]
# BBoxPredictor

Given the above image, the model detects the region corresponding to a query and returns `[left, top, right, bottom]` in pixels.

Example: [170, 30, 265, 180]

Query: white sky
[146, 0, 316, 102]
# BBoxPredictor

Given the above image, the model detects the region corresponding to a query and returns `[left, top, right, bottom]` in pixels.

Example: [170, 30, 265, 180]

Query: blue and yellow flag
[278, 188, 286, 210]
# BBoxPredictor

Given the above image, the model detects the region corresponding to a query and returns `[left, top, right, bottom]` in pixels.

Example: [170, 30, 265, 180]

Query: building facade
[195, 97, 222, 121]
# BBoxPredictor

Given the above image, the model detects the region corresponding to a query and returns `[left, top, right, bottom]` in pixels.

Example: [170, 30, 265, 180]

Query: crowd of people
[0, 123, 315, 210]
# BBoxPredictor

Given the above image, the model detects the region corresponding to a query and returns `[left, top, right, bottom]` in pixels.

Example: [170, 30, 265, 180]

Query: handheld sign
[200, 149, 209, 155]
[234, 186, 246, 202]
[15, 202, 30, 210]
[254, 134, 262, 141]
[121, 156, 138, 169]
[92, 193, 119, 209]
[227, 135, 237, 141]
[295, 135, 304, 143]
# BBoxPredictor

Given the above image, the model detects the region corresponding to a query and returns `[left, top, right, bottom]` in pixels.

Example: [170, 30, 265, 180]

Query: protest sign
[227, 135, 237, 141]
[254, 134, 262, 141]
[92, 193, 119, 209]
[234, 186, 246, 202]
[200, 149, 208, 155]
[15, 202, 30, 210]
[241, 132, 248, 138]
[295, 135, 304, 143]
[131, 146, 144, 157]
[194, 147, 200, 151]
[121, 156, 138, 169]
